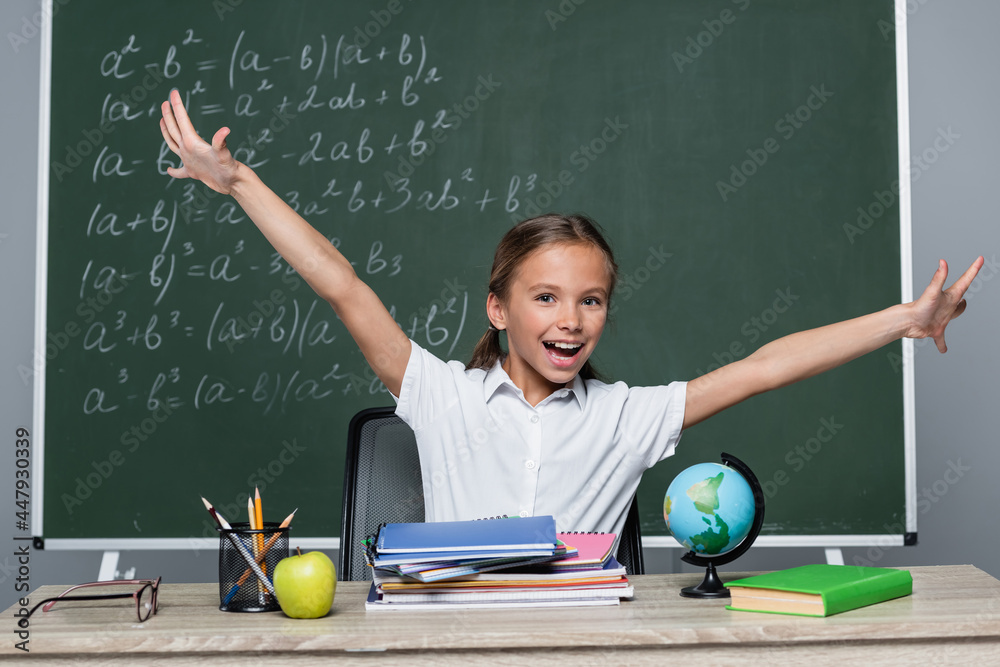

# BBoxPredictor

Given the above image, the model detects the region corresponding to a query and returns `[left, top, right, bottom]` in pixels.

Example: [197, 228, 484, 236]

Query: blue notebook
[373, 547, 559, 567]
[375, 515, 558, 554]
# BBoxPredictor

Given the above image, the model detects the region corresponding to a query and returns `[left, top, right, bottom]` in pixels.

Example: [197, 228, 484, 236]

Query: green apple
[273, 548, 337, 618]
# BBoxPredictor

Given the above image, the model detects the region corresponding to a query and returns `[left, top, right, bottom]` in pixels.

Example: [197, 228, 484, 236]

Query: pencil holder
[217, 521, 289, 612]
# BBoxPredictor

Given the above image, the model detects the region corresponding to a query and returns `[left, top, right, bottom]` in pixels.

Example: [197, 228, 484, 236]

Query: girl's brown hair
[466, 213, 619, 379]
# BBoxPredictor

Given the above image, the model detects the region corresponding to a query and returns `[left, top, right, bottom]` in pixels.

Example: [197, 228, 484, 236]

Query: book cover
[554, 532, 615, 567]
[724, 564, 913, 617]
[375, 515, 557, 553]
[372, 547, 559, 566]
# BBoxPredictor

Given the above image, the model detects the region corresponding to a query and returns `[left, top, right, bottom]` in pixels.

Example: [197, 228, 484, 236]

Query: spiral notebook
[366, 515, 570, 581]
[374, 515, 558, 554]
[374, 557, 628, 590]
[552, 532, 616, 568]
[364, 527, 629, 610]
[379, 584, 633, 604]
[364, 582, 632, 610]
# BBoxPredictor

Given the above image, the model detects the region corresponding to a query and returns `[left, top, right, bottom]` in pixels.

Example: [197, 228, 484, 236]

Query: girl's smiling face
[487, 242, 612, 405]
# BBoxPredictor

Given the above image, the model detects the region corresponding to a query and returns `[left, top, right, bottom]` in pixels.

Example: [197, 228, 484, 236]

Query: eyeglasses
[26, 577, 161, 622]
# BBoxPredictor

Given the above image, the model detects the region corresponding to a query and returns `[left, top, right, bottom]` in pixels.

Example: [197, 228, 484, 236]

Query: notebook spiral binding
[363, 522, 388, 567]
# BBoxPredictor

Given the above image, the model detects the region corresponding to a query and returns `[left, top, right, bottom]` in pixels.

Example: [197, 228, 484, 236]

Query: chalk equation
[49, 20, 496, 423]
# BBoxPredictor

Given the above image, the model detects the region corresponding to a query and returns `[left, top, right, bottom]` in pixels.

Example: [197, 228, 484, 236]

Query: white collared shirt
[394, 340, 686, 539]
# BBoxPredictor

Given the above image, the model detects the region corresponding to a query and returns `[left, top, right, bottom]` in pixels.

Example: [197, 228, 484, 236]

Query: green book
[724, 564, 913, 617]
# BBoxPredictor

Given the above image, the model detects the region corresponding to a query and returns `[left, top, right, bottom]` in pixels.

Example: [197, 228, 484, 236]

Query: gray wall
[2, 1, 997, 609]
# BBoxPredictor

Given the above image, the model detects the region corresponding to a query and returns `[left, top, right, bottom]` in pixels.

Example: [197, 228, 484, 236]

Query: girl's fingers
[168, 88, 198, 136]
[159, 118, 179, 153]
[160, 100, 183, 147]
[948, 256, 984, 297]
[917, 260, 947, 303]
[930, 259, 948, 291]
[211, 126, 231, 153]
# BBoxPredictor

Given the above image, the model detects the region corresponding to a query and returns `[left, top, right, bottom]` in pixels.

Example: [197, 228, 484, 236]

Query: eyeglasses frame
[26, 577, 161, 622]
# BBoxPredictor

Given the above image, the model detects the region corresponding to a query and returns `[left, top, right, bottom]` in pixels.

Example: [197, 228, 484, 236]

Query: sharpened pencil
[223, 508, 297, 605]
[254, 487, 267, 601]
[249, 497, 263, 601]
[201, 497, 276, 596]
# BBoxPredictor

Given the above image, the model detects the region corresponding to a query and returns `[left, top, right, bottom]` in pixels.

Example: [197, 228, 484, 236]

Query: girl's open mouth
[544, 341, 583, 363]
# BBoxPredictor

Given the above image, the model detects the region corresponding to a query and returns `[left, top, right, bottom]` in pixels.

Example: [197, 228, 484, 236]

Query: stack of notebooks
[364, 515, 633, 610]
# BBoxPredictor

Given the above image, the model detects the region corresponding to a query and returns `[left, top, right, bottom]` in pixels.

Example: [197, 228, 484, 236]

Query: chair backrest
[616, 494, 645, 576]
[339, 406, 645, 580]
[340, 407, 425, 582]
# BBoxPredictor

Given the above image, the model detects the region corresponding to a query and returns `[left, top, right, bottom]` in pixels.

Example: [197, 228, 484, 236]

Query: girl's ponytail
[467, 326, 504, 372]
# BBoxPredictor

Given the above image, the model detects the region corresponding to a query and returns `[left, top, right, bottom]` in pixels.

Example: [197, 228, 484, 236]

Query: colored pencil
[254, 488, 267, 600]
[254, 488, 265, 543]
[222, 509, 297, 605]
[248, 497, 263, 602]
[200, 497, 276, 596]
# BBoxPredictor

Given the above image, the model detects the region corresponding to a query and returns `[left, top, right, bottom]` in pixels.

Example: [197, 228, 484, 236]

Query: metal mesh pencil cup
[217, 521, 289, 612]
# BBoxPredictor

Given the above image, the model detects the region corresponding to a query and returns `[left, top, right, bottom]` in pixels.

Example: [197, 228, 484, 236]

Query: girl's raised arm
[683, 256, 985, 429]
[159, 89, 410, 395]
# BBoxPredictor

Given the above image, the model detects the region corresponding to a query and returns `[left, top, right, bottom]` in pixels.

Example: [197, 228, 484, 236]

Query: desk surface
[5, 565, 1000, 664]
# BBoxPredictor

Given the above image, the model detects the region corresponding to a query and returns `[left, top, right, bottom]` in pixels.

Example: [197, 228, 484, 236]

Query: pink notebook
[553, 532, 616, 566]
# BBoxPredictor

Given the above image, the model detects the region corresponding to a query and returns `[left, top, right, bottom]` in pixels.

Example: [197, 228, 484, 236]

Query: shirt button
[525, 459, 536, 469]
[530, 415, 539, 423]
[519, 510, 529, 518]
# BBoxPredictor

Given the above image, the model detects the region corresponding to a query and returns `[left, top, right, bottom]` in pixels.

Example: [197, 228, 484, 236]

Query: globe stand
[680, 561, 728, 598]
[679, 452, 765, 599]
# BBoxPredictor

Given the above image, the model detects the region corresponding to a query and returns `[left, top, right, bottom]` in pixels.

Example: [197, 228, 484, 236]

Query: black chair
[616, 493, 646, 577]
[340, 407, 426, 582]
[339, 406, 645, 580]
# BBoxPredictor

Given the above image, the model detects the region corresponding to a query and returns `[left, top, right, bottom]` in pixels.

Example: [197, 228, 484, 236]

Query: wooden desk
[4, 565, 1000, 664]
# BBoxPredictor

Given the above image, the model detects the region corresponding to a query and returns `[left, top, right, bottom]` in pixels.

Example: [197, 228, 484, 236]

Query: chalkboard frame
[32, 0, 916, 551]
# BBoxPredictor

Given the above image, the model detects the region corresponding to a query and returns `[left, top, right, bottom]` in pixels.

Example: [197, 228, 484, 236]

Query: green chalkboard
[40, 0, 906, 545]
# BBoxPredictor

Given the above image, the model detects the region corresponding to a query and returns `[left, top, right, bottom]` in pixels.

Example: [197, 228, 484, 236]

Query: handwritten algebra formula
[41, 5, 544, 536]
[48, 18, 532, 423]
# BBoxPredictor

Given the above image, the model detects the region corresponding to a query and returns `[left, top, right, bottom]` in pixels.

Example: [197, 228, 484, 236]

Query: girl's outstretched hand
[159, 89, 239, 194]
[906, 256, 985, 352]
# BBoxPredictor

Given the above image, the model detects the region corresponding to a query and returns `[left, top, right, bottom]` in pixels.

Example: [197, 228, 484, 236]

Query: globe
[663, 462, 756, 556]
